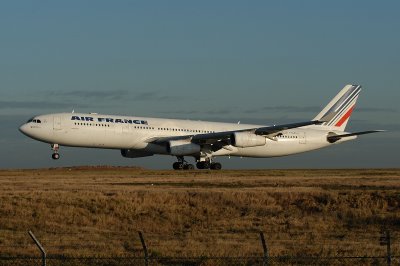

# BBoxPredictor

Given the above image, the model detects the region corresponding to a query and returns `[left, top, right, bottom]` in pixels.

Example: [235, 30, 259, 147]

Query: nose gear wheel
[51, 144, 60, 160]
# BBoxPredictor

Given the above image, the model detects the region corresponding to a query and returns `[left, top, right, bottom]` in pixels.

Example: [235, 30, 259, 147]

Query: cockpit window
[27, 118, 42, 123]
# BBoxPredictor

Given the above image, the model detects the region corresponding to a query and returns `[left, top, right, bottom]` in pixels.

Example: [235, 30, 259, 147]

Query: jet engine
[167, 140, 201, 156]
[231, 132, 266, 148]
[121, 149, 154, 158]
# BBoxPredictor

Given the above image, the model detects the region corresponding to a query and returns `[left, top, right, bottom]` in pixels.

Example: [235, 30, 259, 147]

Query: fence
[0, 230, 398, 266]
[0, 255, 398, 266]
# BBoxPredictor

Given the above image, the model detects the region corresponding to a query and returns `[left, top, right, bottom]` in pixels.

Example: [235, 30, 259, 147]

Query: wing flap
[145, 135, 192, 144]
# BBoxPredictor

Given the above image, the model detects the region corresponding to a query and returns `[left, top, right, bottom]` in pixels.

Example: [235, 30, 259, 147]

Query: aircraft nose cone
[19, 124, 29, 135]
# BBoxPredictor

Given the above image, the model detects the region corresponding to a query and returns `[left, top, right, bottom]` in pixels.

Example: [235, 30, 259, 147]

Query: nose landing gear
[51, 144, 60, 160]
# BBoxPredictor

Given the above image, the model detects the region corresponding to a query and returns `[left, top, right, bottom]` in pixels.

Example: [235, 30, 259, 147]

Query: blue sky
[0, 1, 399, 169]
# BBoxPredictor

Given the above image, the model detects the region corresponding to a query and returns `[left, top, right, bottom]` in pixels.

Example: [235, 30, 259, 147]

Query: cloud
[245, 106, 321, 114]
[135, 91, 175, 101]
[50, 90, 130, 100]
[47, 90, 176, 102]
[0, 114, 33, 140]
[348, 119, 400, 132]
[0, 100, 78, 110]
[162, 109, 232, 116]
[205, 110, 231, 115]
[356, 107, 397, 113]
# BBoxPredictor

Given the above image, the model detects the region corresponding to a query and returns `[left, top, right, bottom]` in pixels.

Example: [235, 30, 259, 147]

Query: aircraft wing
[253, 120, 324, 135]
[147, 120, 323, 145]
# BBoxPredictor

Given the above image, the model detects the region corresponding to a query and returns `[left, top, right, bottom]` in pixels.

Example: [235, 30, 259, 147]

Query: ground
[0, 167, 399, 258]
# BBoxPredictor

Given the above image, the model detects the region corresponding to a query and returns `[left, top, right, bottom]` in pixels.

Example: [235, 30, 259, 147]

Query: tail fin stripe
[331, 86, 360, 114]
[319, 85, 361, 119]
[328, 96, 358, 126]
[327, 92, 360, 126]
[335, 105, 355, 127]
[312, 84, 362, 131]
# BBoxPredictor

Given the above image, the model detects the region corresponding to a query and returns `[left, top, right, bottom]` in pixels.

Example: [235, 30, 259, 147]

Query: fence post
[138, 231, 149, 266]
[28, 231, 46, 266]
[386, 230, 391, 266]
[259, 232, 268, 266]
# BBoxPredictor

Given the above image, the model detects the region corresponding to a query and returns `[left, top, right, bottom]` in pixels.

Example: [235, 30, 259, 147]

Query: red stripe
[335, 105, 355, 127]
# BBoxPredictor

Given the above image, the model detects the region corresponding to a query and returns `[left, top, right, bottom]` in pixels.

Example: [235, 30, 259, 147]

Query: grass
[0, 167, 399, 258]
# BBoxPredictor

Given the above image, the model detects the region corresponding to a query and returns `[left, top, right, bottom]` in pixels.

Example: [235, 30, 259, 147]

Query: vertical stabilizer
[313, 85, 361, 132]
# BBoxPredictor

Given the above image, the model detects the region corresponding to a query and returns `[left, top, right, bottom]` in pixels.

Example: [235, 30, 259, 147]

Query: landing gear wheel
[183, 164, 194, 170]
[210, 162, 222, 170]
[173, 162, 184, 170]
[52, 153, 60, 160]
[51, 144, 60, 160]
[196, 162, 203, 169]
[196, 161, 210, 170]
[173, 156, 195, 170]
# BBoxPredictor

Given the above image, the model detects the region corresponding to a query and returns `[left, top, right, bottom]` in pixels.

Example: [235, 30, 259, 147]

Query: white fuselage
[19, 112, 352, 159]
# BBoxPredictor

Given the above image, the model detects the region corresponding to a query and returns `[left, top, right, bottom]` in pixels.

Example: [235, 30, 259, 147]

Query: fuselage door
[299, 132, 306, 144]
[53, 116, 61, 130]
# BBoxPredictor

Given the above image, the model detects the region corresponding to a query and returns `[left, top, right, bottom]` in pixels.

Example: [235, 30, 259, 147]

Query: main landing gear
[51, 144, 60, 160]
[172, 156, 222, 170]
[172, 156, 194, 170]
[196, 161, 222, 170]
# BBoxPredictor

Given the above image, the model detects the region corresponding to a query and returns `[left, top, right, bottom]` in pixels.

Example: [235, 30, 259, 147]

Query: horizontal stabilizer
[327, 130, 385, 143]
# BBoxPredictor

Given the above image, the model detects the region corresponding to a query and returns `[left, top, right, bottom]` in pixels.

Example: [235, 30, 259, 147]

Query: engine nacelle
[121, 149, 154, 158]
[167, 140, 201, 156]
[231, 132, 266, 148]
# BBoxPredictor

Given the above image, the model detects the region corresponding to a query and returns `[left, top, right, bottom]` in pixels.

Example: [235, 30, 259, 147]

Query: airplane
[19, 84, 383, 170]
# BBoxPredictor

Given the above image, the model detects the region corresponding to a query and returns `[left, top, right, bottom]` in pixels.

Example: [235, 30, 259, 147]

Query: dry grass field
[0, 167, 399, 258]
